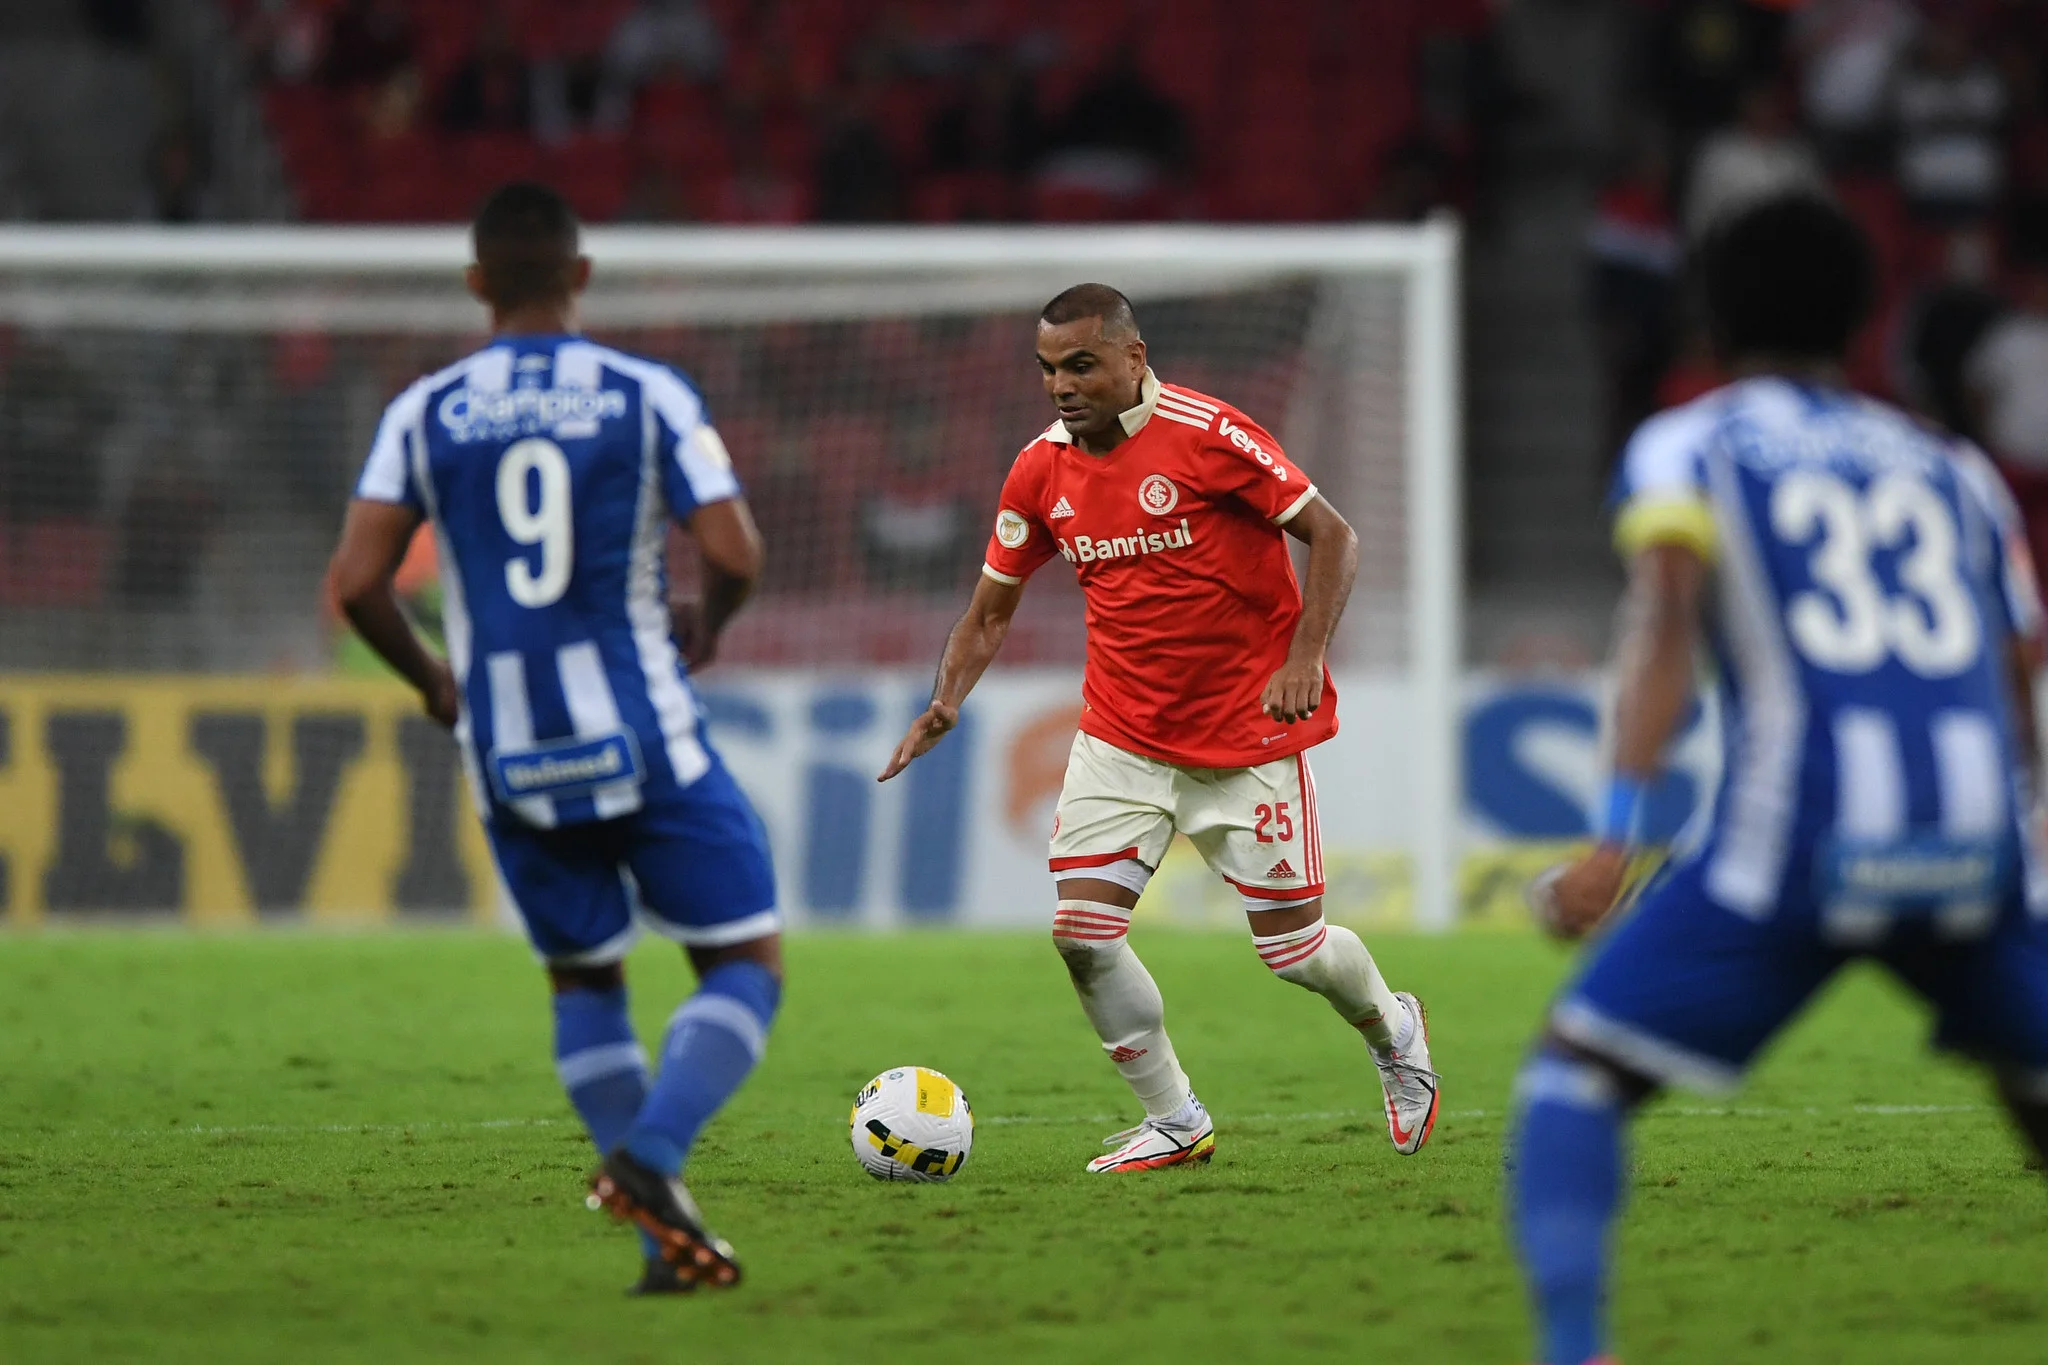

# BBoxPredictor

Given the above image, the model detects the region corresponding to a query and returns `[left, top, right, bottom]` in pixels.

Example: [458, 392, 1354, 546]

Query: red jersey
[982, 371, 1336, 768]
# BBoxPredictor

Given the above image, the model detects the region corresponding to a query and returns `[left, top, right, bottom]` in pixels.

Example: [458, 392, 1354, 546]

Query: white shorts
[1048, 731, 1325, 908]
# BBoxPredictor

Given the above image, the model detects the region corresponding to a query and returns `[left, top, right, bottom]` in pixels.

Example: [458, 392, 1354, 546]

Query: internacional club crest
[995, 508, 1031, 549]
[1137, 474, 1180, 516]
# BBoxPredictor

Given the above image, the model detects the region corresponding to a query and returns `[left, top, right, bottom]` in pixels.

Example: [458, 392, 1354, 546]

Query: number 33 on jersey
[1611, 377, 2043, 915]
[1615, 378, 2038, 684]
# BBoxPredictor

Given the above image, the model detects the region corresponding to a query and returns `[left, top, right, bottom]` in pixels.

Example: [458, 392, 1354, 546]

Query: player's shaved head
[1040, 283, 1141, 342]
[1036, 284, 1149, 453]
[471, 182, 584, 312]
[1698, 193, 1873, 364]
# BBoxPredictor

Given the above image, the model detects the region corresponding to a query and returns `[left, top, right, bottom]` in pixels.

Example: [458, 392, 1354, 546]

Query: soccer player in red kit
[880, 285, 1439, 1170]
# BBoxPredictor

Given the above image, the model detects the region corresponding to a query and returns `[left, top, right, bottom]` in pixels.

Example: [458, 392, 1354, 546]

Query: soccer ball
[849, 1066, 974, 1182]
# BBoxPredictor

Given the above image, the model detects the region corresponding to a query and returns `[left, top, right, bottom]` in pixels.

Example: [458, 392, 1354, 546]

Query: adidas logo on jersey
[1266, 859, 1298, 879]
[1050, 496, 1076, 519]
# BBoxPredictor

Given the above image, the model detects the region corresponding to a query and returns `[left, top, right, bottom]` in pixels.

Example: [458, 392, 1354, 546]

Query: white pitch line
[2, 1102, 1992, 1144]
[11, 1117, 577, 1141]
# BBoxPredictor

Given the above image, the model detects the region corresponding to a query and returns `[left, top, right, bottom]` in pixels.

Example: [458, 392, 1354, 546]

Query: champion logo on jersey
[438, 385, 626, 443]
[1050, 496, 1077, 519]
[1266, 858, 1298, 879]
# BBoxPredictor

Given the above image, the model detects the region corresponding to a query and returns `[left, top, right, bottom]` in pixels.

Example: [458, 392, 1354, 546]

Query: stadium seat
[346, 132, 458, 221]
[1137, 1, 1227, 143]
[449, 132, 544, 208]
[263, 86, 346, 166]
[409, 4, 482, 91]
[546, 135, 633, 222]
[517, 0, 632, 60]
[1833, 175, 1912, 293]
[0, 519, 109, 607]
[247, 0, 1459, 227]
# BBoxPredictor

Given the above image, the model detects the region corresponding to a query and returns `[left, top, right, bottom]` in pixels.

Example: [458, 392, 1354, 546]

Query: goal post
[0, 222, 1463, 930]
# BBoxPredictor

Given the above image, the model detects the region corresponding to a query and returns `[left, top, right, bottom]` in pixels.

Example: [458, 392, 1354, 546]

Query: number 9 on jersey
[497, 437, 574, 608]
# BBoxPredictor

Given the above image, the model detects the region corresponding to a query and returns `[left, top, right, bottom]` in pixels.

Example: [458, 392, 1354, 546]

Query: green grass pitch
[4, 929, 2047, 1364]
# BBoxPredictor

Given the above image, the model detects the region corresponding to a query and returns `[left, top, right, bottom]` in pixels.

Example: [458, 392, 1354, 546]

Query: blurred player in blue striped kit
[1514, 193, 2048, 1364]
[328, 183, 776, 1293]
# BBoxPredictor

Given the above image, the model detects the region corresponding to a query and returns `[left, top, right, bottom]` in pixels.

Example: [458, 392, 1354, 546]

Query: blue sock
[552, 985, 660, 1259]
[624, 961, 780, 1177]
[1509, 1049, 1627, 1365]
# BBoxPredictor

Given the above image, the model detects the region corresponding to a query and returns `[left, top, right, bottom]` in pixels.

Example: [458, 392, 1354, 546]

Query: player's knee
[1521, 1039, 1657, 1112]
[1051, 900, 1131, 980]
[549, 962, 625, 994]
[1252, 913, 1332, 990]
[687, 933, 783, 983]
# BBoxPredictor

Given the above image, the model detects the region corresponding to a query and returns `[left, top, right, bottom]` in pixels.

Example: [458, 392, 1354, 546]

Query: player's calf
[1051, 897, 1196, 1130]
[550, 967, 650, 1155]
[1511, 1044, 1655, 1365]
[1250, 911, 1439, 1152]
[1248, 911, 1415, 1048]
[1993, 1066, 2048, 1170]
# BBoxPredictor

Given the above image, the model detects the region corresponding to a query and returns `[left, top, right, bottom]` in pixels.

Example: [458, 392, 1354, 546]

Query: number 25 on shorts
[1254, 802, 1294, 843]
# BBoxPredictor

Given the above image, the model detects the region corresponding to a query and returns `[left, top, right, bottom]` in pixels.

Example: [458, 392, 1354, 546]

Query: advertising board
[0, 671, 1717, 928]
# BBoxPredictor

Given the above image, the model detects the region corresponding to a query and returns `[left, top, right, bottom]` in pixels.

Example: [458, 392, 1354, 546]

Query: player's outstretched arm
[328, 498, 458, 727]
[1542, 543, 1706, 938]
[879, 573, 1025, 781]
[1264, 495, 1359, 724]
[2006, 635, 2043, 790]
[672, 497, 765, 669]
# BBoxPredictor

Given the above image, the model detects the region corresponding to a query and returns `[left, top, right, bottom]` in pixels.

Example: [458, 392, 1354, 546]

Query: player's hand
[1260, 655, 1324, 724]
[670, 598, 719, 669]
[878, 702, 959, 782]
[1527, 844, 1629, 941]
[420, 661, 460, 730]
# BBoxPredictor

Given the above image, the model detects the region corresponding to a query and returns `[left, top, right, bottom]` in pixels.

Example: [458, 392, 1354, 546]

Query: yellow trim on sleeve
[1613, 496, 1717, 561]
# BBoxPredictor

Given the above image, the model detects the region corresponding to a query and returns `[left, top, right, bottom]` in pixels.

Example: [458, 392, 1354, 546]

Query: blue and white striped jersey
[355, 334, 739, 829]
[1613, 377, 2045, 923]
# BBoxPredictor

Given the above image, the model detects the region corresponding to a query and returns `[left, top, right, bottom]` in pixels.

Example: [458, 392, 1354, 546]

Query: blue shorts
[486, 756, 778, 966]
[1553, 854, 2048, 1093]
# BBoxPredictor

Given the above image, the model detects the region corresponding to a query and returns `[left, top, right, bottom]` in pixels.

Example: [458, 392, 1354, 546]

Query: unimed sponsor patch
[488, 731, 644, 802]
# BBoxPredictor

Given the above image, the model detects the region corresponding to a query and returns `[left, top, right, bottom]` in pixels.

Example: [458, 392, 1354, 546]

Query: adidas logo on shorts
[1050, 496, 1076, 519]
[1266, 859, 1297, 879]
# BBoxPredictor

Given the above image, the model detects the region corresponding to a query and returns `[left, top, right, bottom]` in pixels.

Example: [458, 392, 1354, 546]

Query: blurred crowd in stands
[1587, 0, 2048, 567]
[17, 0, 2048, 658]
[230, 0, 1498, 224]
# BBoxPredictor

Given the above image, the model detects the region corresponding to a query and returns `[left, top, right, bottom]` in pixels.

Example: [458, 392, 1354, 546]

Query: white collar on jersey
[1043, 368, 1161, 445]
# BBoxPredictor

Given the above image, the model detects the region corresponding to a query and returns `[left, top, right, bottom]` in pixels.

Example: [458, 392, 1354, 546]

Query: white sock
[1052, 900, 1193, 1119]
[1159, 1092, 1205, 1129]
[1252, 918, 1409, 1052]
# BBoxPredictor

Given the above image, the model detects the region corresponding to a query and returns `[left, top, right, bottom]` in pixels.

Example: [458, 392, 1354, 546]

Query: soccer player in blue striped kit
[1513, 193, 2048, 1363]
[328, 183, 776, 1293]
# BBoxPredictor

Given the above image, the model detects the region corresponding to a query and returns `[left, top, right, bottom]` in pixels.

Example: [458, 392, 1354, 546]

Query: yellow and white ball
[849, 1066, 974, 1182]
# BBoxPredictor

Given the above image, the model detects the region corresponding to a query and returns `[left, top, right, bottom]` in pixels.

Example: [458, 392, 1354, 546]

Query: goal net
[0, 225, 1461, 929]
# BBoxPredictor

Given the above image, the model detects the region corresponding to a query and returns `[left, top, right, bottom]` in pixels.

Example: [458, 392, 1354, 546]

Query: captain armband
[1613, 496, 1717, 562]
